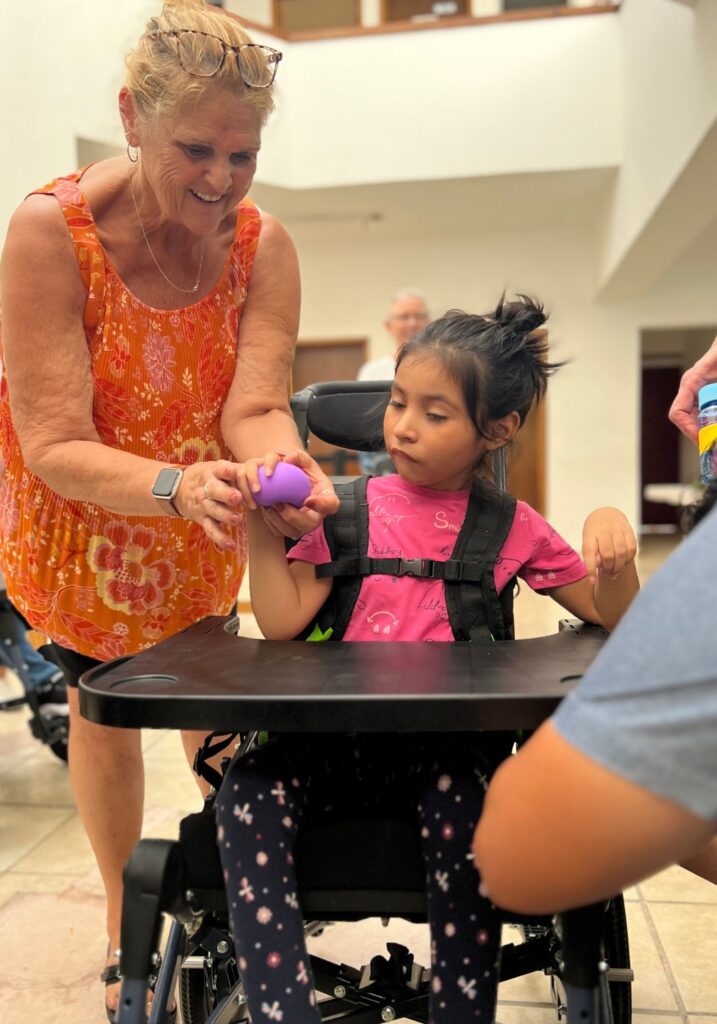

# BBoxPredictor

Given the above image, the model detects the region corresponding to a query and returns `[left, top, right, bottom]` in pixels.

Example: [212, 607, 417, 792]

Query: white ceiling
[250, 166, 617, 239]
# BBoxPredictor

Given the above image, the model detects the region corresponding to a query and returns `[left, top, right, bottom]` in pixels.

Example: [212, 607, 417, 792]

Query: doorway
[641, 326, 717, 530]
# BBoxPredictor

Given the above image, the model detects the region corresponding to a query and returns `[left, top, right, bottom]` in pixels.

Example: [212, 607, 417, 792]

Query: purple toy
[254, 463, 312, 508]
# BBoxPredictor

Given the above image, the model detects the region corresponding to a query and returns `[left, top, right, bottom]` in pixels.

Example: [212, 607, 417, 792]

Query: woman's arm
[218, 214, 338, 532]
[247, 508, 332, 640]
[220, 214, 301, 460]
[546, 508, 639, 631]
[473, 721, 715, 914]
[0, 197, 243, 544]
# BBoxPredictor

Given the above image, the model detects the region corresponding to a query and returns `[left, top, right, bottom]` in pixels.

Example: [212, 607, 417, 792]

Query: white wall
[0, 1, 622, 238]
[226, 0, 274, 27]
[600, 0, 717, 283]
[258, 13, 621, 189]
[0, 0, 156, 239]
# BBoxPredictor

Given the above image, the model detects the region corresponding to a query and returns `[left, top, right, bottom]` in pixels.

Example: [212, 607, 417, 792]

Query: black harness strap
[313, 476, 370, 642]
[310, 476, 517, 643]
[444, 479, 517, 642]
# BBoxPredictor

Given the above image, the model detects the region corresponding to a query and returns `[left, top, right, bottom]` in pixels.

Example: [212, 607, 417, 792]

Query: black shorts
[47, 643, 103, 689]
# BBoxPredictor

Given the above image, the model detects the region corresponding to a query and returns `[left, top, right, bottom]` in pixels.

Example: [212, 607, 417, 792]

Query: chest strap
[317, 556, 485, 582]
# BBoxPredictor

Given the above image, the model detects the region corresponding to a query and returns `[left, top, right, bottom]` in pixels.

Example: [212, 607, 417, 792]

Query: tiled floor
[0, 536, 715, 1022]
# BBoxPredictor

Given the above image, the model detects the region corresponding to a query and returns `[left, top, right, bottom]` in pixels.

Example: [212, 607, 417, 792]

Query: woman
[0, 2, 335, 1018]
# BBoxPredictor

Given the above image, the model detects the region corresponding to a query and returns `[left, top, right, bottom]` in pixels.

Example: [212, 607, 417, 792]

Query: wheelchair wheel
[550, 895, 631, 1024]
[179, 951, 248, 1024]
[604, 894, 631, 1023]
[179, 966, 211, 1023]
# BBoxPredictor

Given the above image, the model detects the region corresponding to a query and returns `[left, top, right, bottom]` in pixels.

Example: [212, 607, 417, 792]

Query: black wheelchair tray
[79, 616, 606, 733]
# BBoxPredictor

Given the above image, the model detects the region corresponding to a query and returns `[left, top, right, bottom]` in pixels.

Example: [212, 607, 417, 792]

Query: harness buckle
[396, 558, 433, 578]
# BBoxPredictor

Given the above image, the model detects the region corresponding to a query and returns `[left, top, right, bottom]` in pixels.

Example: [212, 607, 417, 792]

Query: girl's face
[129, 87, 262, 236]
[384, 353, 491, 490]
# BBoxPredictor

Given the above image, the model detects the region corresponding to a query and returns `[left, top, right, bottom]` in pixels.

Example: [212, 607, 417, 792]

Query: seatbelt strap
[193, 731, 239, 791]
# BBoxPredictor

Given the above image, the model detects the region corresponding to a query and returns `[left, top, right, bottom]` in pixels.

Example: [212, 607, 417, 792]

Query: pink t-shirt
[288, 475, 586, 642]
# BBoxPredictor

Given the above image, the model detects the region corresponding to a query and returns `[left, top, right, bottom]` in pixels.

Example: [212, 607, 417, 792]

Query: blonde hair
[125, 0, 276, 126]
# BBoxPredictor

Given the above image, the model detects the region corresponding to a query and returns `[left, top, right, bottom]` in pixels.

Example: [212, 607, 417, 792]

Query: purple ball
[254, 463, 312, 508]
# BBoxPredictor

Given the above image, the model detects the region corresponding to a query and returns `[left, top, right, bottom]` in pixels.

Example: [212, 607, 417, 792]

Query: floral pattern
[0, 169, 260, 658]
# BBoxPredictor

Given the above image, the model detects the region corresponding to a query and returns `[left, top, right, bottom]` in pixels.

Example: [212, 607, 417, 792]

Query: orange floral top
[0, 170, 261, 660]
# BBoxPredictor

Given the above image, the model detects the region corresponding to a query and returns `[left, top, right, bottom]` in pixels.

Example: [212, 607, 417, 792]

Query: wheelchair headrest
[291, 381, 390, 453]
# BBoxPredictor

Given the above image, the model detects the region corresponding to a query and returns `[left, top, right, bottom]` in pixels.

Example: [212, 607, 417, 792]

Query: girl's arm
[545, 507, 639, 631]
[247, 504, 332, 641]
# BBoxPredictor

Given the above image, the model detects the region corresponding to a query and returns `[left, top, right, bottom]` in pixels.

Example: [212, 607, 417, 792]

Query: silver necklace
[128, 173, 205, 295]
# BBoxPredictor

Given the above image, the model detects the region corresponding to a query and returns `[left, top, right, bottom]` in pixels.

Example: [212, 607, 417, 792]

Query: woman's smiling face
[131, 86, 262, 234]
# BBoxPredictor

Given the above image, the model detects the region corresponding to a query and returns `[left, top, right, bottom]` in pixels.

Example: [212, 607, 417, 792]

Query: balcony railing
[226, 1, 620, 43]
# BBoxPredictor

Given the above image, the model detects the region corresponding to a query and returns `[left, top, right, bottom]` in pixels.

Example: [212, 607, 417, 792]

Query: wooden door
[292, 339, 368, 475]
[505, 400, 545, 516]
[641, 366, 681, 528]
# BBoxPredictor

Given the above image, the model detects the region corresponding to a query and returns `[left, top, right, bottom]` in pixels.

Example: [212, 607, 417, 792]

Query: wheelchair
[81, 380, 634, 1024]
[0, 588, 69, 762]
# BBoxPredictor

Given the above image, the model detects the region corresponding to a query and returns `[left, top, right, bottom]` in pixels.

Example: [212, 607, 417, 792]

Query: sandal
[100, 959, 121, 1024]
[101, 950, 178, 1024]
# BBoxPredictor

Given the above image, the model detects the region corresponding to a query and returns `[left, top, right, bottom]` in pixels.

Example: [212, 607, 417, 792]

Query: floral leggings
[215, 732, 511, 1024]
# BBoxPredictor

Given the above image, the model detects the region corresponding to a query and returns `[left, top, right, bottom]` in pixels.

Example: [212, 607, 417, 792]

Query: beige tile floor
[0, 536, 715, 1022]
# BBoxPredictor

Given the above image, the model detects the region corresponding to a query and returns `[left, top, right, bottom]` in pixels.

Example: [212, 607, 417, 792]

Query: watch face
[153, 468, 182, 499]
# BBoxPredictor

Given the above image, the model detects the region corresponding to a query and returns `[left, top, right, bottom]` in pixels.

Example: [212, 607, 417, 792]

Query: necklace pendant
[192, 284, 199, 292]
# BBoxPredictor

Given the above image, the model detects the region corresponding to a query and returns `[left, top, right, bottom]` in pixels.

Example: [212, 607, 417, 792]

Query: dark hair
[395, 295, 565, 445]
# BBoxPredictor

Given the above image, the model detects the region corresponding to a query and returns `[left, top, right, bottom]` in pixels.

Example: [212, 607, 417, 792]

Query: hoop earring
[127, 143, 139, 164]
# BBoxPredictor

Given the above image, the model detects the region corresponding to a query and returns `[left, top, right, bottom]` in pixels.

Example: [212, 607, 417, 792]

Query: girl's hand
[258, 449, 340, 540]
[174, 460, 245, 551]
[227, 449, 340, 541]
[582, 508, 638, 585]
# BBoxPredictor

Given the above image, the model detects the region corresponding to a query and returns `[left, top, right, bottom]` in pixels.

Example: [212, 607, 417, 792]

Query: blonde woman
[0, 2, 336, 1017]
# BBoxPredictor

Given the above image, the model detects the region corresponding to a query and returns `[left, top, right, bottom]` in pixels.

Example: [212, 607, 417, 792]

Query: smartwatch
[152, 467, 184, 517]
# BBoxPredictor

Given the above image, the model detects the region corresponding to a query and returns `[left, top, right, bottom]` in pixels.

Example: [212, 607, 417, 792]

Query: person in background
[474, 347, 717, 911]
[357, 288, 430, 474]
[0, 2, 336, 1018]
[357, 287, 430, 382]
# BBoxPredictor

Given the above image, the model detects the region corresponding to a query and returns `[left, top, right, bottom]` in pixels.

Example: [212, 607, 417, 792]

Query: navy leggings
[215, 732, 510, 1024]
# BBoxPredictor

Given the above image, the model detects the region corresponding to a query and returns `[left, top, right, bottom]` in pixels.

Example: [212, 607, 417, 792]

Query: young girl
[215, 296, 640, 1024]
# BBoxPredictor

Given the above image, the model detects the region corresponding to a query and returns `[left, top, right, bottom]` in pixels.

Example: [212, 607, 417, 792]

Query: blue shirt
[553, 506, 717, 822]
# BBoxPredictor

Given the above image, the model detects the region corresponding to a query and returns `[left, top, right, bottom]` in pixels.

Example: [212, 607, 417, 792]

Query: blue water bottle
[698, 383, 717, 484]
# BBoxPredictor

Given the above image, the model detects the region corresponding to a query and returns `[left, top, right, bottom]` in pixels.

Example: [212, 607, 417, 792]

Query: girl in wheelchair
[215, 296, 640, 1023]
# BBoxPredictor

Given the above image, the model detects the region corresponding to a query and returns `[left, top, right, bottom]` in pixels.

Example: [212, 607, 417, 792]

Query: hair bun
[495, 294, 547, 338]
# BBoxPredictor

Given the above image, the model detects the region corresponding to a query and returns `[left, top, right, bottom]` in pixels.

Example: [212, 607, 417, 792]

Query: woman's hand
[581, 507, 638, 585]
[174, 460, 245, 550]
[232, 449, 339, 540]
